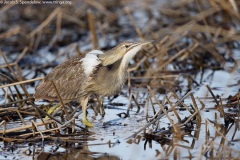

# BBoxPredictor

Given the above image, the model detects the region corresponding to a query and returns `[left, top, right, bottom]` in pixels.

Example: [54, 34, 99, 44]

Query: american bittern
[34, 41, 151, 126]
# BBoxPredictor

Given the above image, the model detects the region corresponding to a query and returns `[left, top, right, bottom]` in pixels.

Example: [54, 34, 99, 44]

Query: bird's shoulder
[34, 56, 86, 100]
[34, 50, 104, 101]
[44, 56, 85, 81]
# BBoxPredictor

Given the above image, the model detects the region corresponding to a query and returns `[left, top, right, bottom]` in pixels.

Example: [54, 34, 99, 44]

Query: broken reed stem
[157, 43, 199, 71]
[190, 93, 201, 124]
[0, 50, 32, 106]
[205, 118, 210, 144]
[219, 97, 225, 119]
[34, 108, 48, 130]
[190, 93, 198, 111]
[31, 101, 86, 130]
[56, 9, 62, 39]
[88, 9, 99, 49]
[0, 4, 14, 14]
[0, 62, 16, 69]
[196, 0, 212, 40]
[125, 7, 144, 40]
[149, 94, 156, 115]
[31, 120, 44, 145]
[15, 64, 30, 99]
[19, 126, 59, 138]
[197, 97, 205, 110]
[84, 0, 112, 18]
[15, 109, 27, 125]
[32, 121, 36, 137]
[206, 119, 229, 143]
[182, 111, 199, 126]
[147, 86, 178, 133]
[132, 94, 141, 113]
[50, 81, 70, 120]
[127, 90, 193, 138]
[30, 102, 65, 125]
[197, 144, 204, 160]
[206, 85, 219, 106]
[0, 120, 54, 134]
[127, 56, 147, 95]
[166, 96, 181, 123]
[53, 107, 88, 132]
[0, 97, 34, 107]
[128, 56, 147, 72]
[151, 107, 161, 120]
[181, 103, 193, 113]
[15, 47, 28, 64]
[0, 120, 6, 135]
[28, 7, 61, 38]
[0, 26, 21, 39]
[58, 110, 82, 129]
[0, 50, 20, 81]
[126, 93, 133, 115]
[0, 77, 44, 89]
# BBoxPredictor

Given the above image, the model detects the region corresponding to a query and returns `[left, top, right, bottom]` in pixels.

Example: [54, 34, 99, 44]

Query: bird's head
[99, 41, 152, 66]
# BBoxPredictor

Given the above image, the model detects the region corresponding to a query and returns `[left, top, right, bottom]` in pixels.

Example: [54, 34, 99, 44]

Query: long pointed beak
[127, 40, 153, 51]
[139, 40, 154, 46]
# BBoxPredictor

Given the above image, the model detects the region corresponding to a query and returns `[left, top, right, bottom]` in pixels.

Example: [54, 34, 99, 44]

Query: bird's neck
[114, 48, 141, 83]
[119, 45, 141, 70]
[104, 58, 128, 85]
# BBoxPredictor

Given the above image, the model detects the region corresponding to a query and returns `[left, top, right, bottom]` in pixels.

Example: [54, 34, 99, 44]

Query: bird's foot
[45, 104, 61, 120]
[82, 108, 93, 127]
[82, 117, 94, 127]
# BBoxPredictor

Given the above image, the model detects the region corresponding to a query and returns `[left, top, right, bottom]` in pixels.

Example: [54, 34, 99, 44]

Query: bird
[34, 41, 151, 127]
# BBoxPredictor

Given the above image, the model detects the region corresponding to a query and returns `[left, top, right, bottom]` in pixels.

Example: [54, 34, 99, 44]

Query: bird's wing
[34, 57, 89, 101]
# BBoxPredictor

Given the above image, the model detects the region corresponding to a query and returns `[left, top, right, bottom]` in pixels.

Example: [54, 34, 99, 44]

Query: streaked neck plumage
[79, 41, 151, 96]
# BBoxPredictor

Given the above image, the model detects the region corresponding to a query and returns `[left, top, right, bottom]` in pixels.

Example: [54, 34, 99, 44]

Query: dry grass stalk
[14, 47, 29, 64]
[0, 77, 44, 89]
[0, 62, 16, 69]
[206, 85, 219, 106]
[124, 7, 144, 40]
[88, 9, 99, 49]
[0, 26, 21, 39]
[56, 10, 62, 39]
[0, 120, 54, 134]
[31, 120, 44, 144]
[0, 4, 14, 14]
[28, 7, 62, 38]
[50, 80, 70, 120]
[157, 43, 199, 71]
[165, 96, 181, 123]
[206, 119, 230, 142]
[148, 86, 178, 133]
[0, 51, 33, 108]
[85, 0, 113, 19]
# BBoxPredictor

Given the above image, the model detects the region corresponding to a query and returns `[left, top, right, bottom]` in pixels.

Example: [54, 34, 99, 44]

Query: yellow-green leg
[81, 97, 93, 127]
[45, 103, 61, 120]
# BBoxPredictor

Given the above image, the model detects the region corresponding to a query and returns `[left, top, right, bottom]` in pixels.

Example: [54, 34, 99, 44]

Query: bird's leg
[99, 97, 105, 117]
[45, 103, 62, 120]
[95, 95, 105, 117]
[81, 96, 93, 127]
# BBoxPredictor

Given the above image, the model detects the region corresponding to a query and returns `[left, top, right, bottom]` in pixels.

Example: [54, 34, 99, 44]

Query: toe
[82, 118, 94, 127]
